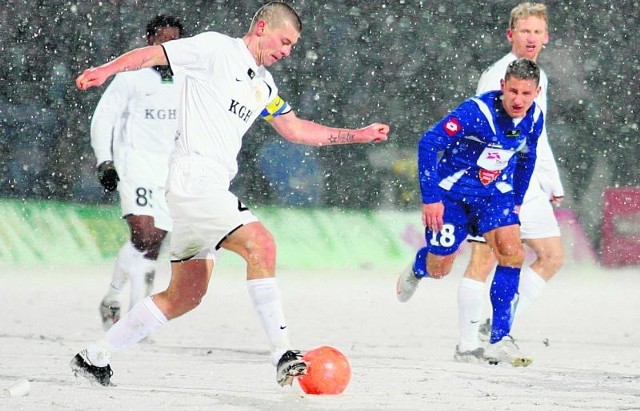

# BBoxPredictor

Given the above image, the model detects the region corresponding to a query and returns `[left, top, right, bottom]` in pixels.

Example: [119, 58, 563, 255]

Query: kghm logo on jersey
[145, 109, 177, 120]
[443, 117, 461, 136]
[229, 99, 253, 123]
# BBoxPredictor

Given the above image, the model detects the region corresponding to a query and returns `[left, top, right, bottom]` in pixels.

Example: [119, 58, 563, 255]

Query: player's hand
[76, 67, 109, 90]
[421, 202, 444, 233]
[97, 161, 119, 192]
[358, 123, 390, 143]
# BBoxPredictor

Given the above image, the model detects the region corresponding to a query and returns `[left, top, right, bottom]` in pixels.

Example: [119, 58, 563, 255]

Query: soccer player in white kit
[91, 15, 185, 331]
[454, 2, 565, 363]
[70, 2, 390, 387]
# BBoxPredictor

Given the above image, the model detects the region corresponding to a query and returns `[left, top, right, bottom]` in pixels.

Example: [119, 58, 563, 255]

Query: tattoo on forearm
[122, 64, 143, 72]
[328, 131, 355, 144]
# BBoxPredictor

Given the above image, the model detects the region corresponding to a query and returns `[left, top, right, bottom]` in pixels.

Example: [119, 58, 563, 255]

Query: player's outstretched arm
[269, 111, 389, 146]
[76, 45, 168, 90]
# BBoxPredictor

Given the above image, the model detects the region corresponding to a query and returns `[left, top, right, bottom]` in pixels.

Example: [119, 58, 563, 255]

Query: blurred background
[0, 0, 638, 257]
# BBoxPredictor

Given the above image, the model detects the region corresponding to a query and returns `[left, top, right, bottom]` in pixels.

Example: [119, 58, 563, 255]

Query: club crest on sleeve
[443, 117, 461, 136]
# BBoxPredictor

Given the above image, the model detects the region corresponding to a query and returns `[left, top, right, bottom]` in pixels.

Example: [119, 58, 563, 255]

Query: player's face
[148, 26, 181, 46]
[507, 16, 549, 61]
[500, 76, 541, 118]
[257, 21, 300, 66]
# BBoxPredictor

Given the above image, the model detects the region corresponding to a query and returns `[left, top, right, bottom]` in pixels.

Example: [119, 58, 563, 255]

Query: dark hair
[505, 58, 540, 85]
[146, 14, 184, 39]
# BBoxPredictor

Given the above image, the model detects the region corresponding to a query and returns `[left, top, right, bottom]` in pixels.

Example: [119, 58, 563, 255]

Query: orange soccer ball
[298, 346, 351, 395]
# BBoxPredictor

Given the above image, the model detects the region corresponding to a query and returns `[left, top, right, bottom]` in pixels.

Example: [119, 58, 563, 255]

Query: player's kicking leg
[222, 221, 308, 386]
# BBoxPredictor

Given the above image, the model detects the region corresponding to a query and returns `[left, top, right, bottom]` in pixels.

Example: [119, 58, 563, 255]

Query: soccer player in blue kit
[397, 58, 543, 366]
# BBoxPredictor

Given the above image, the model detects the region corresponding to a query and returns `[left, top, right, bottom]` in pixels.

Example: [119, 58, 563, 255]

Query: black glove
[97, 161, 119, 192]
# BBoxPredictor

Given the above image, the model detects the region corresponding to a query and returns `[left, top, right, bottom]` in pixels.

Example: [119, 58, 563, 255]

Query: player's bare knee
[494, 246, 526, 267]
[162, 290, 205, 318]
[245, 233, 276, 269]
[537, 251, 564, 276]
[427, 259, 453, 279]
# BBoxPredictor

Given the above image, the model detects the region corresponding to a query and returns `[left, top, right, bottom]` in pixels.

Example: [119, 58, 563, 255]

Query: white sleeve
[476, 68, 500, 94]
[532, 70, 563, 198]
[476, 54, 514, 95]
[90, 75, 131, 165]
[162, 32, 222, 80]
[533, 124, 565, 198]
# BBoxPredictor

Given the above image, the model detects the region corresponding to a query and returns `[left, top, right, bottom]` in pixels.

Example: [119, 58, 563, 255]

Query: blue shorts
[425, 190, 520, 256]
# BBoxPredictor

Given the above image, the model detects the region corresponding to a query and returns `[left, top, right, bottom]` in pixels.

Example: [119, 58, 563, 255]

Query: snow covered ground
[1, 257, 639, 410]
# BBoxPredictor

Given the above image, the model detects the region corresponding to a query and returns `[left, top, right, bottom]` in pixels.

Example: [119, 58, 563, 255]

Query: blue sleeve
[417, 129, 445, 203]
[418, 101, 477, 204]
[513, 111, 543, 205]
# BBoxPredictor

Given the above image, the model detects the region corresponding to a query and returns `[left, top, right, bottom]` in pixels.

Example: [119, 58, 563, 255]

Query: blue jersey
[418, 90, 543, 206]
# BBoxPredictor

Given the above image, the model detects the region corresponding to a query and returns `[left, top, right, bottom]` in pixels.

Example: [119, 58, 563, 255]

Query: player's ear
[506, 28, 513, 43]
[256, 20, 267, 36]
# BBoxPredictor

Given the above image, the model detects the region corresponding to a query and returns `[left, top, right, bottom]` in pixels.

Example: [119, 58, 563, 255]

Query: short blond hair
[509, 2, 548, 29]
[250, 1, 302, 33]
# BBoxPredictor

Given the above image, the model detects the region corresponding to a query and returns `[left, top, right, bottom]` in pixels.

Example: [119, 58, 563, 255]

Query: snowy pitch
[1, 259, 639, 410]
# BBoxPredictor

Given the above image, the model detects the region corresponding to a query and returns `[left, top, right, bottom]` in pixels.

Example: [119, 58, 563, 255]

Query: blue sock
[412, 246, 429, 278]
[489, 265, 520, 343]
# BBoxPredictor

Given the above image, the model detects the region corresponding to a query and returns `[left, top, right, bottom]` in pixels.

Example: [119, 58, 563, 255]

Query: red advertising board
[600, 187, 640, 267]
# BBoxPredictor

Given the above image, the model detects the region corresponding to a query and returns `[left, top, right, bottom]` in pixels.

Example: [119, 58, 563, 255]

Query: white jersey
[476, 52, 564, 200]
[162, 31, 281, 186]
[90, 67, 184, 186]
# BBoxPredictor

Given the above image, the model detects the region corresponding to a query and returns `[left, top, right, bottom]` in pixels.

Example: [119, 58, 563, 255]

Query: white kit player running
[454, 2, 565, 364]
[90, 15, 185, 331]
[70, 1, 389, 388]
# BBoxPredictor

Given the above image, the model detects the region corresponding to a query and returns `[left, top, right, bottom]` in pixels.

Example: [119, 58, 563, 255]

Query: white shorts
[166, 156, 258, 262]
[118, 173, 172, 232]
[518, 188, 561, 239]
[466, 185, 560, 242]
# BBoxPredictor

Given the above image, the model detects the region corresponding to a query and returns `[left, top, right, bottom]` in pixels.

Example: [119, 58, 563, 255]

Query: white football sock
[104, 296, 167, 352]
[247, 278, 291, 365]
[105, 241, 143, 300]
[128, 257, 157, 310]
[515, 265, 547, 316]
[85, 297, 167, 367]
[85, 339, 116, 367]
[457, 277, 485, 351]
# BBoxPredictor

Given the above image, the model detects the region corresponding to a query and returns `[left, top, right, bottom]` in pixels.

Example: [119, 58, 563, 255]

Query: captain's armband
[260, 95, 291, 121]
